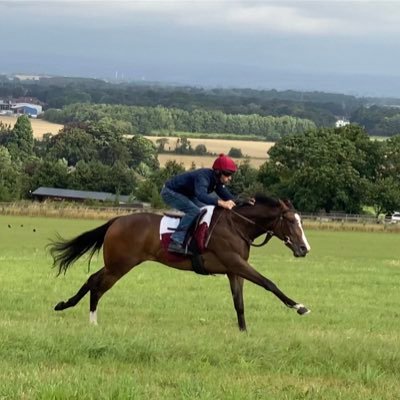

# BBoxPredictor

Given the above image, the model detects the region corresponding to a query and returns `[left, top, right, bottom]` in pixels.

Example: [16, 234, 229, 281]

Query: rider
[161, 153, 237, 254]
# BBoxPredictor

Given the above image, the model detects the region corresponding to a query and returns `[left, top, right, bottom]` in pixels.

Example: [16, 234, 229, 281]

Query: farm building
[0, 99, 13, 111]
[11, 103, 43, 118]
[31, 187, 146, 207]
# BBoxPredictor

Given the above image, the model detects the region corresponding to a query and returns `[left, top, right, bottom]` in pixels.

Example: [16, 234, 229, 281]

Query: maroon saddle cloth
[159, 207, 214, 261]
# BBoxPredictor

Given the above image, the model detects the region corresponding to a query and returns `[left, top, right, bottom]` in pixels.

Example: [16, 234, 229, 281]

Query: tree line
[1, 115, 399, 216]
[2, 75, 400, 133]
[43, 103, 316, 141]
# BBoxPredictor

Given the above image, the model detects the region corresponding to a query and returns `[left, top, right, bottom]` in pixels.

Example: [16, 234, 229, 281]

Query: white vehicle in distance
[391, 212, 400, 223]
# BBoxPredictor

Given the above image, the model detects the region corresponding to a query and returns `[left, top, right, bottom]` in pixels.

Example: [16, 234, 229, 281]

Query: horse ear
[281, 198, 294, 210]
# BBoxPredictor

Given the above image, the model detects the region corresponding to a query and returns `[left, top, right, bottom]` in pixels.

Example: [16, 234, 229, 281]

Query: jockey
[161, 153, 237, 254]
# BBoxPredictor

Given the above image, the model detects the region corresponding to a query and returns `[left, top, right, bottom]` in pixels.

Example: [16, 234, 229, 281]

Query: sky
[1, 0, 400, 97]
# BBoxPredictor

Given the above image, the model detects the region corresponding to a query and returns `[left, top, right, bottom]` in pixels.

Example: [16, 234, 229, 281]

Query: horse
[49, 194, 311, 331]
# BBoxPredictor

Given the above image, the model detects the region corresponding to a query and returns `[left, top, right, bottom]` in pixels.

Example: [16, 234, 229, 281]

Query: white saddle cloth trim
[160, 205, 215, 239]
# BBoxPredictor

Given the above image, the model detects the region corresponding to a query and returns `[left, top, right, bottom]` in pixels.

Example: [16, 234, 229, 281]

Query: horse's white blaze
[295, 213, 311, 251]
[89, 311, 98, 325]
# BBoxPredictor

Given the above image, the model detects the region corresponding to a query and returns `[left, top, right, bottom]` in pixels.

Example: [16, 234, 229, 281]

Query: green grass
[1, 215, 400, 399]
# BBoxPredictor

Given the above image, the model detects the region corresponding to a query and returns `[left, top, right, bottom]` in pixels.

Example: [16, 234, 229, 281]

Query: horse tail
[49, 217, 119, 276]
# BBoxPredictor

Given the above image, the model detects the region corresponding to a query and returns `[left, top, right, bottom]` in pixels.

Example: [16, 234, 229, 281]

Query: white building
[335, 119, 350, 128]
[11, 103, 43, 118]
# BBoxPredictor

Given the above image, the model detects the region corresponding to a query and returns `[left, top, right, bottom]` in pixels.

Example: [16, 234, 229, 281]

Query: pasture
[1, 214, 400, 399]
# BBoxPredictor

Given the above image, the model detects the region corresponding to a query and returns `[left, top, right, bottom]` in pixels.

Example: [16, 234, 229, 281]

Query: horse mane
[235, 193, 281, 209]
[253, 193, 281, 208]
[237, 193, 295, 210]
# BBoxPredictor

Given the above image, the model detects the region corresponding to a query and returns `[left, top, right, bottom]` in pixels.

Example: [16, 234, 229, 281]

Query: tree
[228, 147, 243, 158]
[126, 135, 159, 170]
[174, 137, 192, 154]
[155, 137, 169, 152]
[0, 121, 12, 146]
[258, 125, 376, 213]
[7, 115, 34, 159]
[24, 158, 69, 192]
[365, 177, 400, 216]
[230, 159, 262, 197]
[46, 127, 98, 166]
[109, 161, 137, 195]
[0, 146, 22, 201]
[365, 135, 400, 215]
[69, 161, 112, 192]
[135, 160, 185, 202]
[194, 144, 207, 155]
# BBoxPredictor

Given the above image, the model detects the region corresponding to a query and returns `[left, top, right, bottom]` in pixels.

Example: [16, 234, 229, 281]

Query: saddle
[160, 206, 215, 274]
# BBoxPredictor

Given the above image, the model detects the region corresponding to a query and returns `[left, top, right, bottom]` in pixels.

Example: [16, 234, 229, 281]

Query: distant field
[0, 115, 63, 138]
[157, 153, 267, 168]
[145, 136, 273, 159]
[146, 136, 272, 168]
[0, 116, 271, 167]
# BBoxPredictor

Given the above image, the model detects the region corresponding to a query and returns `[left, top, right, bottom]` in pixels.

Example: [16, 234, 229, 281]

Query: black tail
[49, 217, 119, 276]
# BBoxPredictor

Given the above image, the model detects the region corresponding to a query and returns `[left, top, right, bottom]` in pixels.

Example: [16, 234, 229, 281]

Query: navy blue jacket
[165, 168, 235, 205]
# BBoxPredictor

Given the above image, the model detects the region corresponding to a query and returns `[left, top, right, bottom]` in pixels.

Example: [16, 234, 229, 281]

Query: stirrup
[168, 241, 192, 256]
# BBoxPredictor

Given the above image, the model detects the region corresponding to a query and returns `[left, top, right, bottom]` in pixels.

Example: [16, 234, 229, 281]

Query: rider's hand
[218, 199, 236, 210]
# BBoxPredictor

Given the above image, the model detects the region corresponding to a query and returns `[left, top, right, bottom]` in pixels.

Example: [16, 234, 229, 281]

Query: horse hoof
[297, 306, 310, 315]
[54, 301, 65, 311]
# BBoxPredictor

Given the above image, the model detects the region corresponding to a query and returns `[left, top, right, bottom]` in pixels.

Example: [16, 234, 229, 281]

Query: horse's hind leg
[88, 262, 140, 325]
[54, 268, 103, 312]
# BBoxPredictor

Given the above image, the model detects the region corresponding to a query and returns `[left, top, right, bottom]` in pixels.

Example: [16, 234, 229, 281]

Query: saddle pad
[159, 205, 215, 238]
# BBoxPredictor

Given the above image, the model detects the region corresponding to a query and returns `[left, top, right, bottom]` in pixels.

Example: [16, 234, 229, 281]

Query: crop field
[0, 115, 63, 138]
[156, 153, 267, 169]
[1, 214, 400, 399]
[146, 136, 272, 169]
[0, 116, 271, 167]
[145, 136, 273, 158]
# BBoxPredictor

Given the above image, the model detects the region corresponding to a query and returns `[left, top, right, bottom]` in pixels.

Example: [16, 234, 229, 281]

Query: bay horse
[50, 194, 311, 331]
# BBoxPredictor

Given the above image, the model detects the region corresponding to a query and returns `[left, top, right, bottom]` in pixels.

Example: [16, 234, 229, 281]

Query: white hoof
[293, 303, 310, 315]
[89, 311, 98, 325]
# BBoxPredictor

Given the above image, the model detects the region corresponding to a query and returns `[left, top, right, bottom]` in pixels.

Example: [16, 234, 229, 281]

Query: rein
[230, 209, 275, 248]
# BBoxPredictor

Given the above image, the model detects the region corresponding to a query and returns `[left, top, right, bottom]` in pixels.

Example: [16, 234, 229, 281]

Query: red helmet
[212, 154, 237, 173]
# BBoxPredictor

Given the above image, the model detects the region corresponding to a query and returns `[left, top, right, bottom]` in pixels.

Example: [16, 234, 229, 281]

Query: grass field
[1, 214, 400, 399]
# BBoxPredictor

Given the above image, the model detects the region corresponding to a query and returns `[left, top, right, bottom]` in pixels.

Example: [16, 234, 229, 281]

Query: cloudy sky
[1, 0, 400, 97]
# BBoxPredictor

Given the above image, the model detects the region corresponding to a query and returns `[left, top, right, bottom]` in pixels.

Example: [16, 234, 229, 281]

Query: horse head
[240, 195, 311, 257]
[272, 198, 311, 257]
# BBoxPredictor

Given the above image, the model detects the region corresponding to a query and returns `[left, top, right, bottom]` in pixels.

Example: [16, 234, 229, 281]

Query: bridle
[229, 208, 288, 248]
[205, 205, 296, 249]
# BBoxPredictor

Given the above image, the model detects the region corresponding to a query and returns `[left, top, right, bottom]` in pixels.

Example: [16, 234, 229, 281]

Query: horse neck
[231, 205, 277, 240]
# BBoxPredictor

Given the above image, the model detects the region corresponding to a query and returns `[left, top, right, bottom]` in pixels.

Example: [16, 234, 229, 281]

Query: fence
[1, 202, 399, 231]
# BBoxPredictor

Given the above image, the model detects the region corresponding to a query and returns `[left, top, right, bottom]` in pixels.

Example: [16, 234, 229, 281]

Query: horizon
[4, 71, 400, 102]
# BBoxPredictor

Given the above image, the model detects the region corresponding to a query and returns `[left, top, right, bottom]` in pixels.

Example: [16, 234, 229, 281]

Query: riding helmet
[212, 154, 238, 173]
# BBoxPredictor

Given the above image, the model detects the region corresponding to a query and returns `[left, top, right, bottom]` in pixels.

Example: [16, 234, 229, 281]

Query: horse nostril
[300, 245, 308, 254]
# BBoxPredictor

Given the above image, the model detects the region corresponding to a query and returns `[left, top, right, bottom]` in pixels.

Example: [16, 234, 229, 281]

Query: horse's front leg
[227, 273, 247, 331]
[223, 253, 310, 315]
